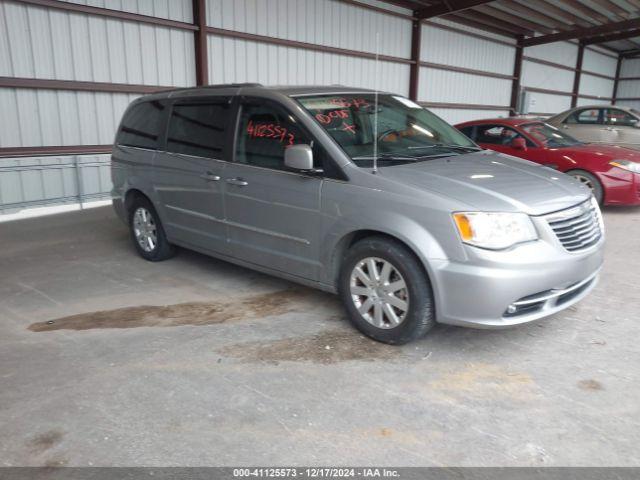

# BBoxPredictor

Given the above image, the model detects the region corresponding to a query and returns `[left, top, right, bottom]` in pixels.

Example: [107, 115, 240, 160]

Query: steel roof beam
[415, 0, 495, 19]
[522, 18, 640, 47]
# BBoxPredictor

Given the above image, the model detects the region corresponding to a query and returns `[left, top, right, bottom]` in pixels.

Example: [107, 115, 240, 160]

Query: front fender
[318, 183, 464, 291]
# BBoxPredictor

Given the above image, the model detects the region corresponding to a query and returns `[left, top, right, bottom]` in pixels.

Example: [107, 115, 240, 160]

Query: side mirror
[511, 137, 527, 151]
[284, 144, 316, 171]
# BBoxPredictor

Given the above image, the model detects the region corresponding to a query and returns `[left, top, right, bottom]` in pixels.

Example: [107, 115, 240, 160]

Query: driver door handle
[226, 177, 249, 187]
[199, 171, 220, 182]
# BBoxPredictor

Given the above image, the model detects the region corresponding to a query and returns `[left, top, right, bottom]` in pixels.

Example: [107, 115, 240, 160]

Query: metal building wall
[0, 0, 195, 213]
[520, 42, 617, 115]
[616, 58, 640, 109]
[521, 42, 577, 115]
[417, 18, 516, 123]
[207, 0, 411, 59]
[0, 0, 629, 216]
[578, 47, 617, 106]
[205, 0, 412, 95]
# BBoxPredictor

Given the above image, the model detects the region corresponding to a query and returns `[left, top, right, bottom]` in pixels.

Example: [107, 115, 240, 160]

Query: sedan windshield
[522, 122, 582, 148]
[297, 94, 479, 167]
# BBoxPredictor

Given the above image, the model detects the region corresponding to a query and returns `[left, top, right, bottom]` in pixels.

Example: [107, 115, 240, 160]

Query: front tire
[128, 196, 176, 262]
[338, 236, 435, 345]
[567, 169, 604, 205]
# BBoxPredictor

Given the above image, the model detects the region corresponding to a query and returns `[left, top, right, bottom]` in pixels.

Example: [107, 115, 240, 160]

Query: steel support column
[613, 55, 623, 104]
[509, 36, 524, 116]
[571, 42, 585, 108]
[193, 0, 208, 86]
[409, 19, 422, 101]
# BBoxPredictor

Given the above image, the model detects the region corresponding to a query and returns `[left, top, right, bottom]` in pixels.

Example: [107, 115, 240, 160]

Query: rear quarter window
[116, 100, 166, 149]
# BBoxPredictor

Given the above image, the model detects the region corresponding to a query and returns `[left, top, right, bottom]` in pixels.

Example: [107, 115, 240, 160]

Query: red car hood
[556, 143, 640, 162]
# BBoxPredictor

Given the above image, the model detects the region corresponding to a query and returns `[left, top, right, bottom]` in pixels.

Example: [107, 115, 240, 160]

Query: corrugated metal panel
[54, 0, 193, 23]
[0, 154, 112, 212]
[206, 0, 412, 59]
[430, 108, 510, 125]
[417, 67, 511, 106]
[420, 23, 515, 76]
[616, 80, 640, 99]
[576, 97, 610, 107]
[616, 100, 640, 110]
[208, 35, 410, 95]
[521, 60, 574, 91]
[0, 88, 138, 147]
[0, 2, 195, 86]
[525, 91, 572, 114]
[583, 48, 617, 75]
[579, 74, 614, 99]
[525, 42, 578, 66]
[621, 58, 640, 78]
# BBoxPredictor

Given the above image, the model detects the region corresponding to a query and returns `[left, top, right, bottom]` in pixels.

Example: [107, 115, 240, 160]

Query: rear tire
[128, 196, 176, 262]
[567, 169, 604, 205]
[338, 236, 435, 345]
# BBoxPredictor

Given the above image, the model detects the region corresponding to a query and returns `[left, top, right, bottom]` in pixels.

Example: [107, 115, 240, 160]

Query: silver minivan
[111, 84, 604, 344]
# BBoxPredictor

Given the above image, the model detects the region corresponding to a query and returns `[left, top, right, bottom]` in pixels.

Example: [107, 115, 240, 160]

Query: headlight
[610, 160, 640, 174]
[453, 212, 538, 250]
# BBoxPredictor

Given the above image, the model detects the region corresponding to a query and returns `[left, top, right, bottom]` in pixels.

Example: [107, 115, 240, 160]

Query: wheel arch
[328, 228, 437, 293]
[565, 168, 605, 203]
[124, 188, 150, 214]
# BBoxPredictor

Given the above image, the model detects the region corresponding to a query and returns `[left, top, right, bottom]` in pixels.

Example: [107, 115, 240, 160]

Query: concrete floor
[0, 205, 639, 467]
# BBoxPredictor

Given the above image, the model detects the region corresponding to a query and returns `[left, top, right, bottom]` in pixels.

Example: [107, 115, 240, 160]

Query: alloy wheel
[572, 173, 595, 191]
[132, 207, 158, 253]
[349, 257, 409, 329]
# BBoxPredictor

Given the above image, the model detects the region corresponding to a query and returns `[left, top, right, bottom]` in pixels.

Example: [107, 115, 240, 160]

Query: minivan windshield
[522, 122, 582, 148]
[297, 94, 479, 167]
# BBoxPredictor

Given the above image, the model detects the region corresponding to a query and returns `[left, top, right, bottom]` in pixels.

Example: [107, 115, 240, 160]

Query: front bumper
[601, 169, 640, 206]
[429, 213, 604, 328]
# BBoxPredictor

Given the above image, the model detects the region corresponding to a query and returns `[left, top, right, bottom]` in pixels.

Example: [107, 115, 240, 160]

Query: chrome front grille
[545, 200, 602, 252]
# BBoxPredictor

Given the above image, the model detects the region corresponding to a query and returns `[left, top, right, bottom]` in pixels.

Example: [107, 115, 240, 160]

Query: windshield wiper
[408, 144, 482, 153]
[352, 152, 416, 161]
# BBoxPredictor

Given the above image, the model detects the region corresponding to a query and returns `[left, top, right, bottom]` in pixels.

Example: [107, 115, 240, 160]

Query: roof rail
[201, 83, 263, 89]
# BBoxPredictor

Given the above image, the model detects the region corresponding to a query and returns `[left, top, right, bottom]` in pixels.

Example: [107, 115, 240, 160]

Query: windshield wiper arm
[352, 152, 416, 161]
[408, 144, 482, 152]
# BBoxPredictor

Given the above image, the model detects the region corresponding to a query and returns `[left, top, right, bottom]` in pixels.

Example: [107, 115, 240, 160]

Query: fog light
[506, 304, 517, 314]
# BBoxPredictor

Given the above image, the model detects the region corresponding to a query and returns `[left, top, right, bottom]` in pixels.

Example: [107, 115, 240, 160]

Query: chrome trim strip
[544, 199, 592, 223]
[513, 269, 600, 306]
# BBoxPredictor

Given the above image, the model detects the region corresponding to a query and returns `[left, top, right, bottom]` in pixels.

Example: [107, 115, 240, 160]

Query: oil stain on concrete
[578, 379, 603, 391]
[27, 430, 63, 455]
[28, 289, 325, 332]
[218, 329, 400, 364]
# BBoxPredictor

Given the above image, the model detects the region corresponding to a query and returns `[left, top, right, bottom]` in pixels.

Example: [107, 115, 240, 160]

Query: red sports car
[456, 118, 640, 206]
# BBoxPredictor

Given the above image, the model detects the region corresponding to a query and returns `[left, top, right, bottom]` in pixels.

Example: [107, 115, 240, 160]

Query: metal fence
[0, 154, 112, 214]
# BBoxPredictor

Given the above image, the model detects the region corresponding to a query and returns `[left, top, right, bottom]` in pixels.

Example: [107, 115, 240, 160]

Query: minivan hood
[380, 150, 590, 215]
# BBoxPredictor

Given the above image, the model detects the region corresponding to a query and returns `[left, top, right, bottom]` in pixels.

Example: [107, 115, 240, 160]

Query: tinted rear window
[117, 101, 165, 149]
[167, 102, 230, 158]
